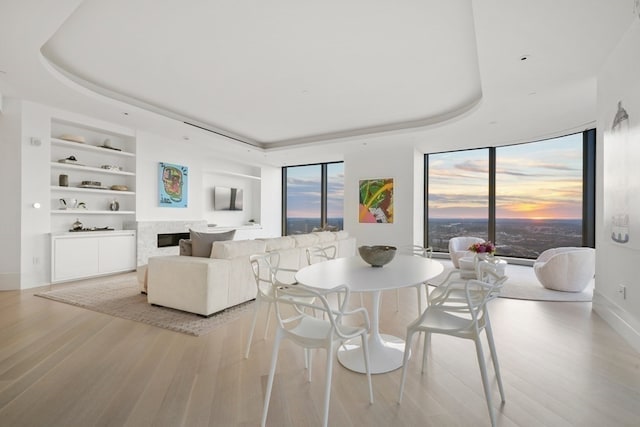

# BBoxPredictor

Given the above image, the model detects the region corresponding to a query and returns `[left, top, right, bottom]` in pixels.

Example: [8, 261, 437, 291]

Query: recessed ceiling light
[528, 91, 537, 96]
[123, 112, 129, 115]
[183, 136, 190, 141]
[520, 55, 530, 61]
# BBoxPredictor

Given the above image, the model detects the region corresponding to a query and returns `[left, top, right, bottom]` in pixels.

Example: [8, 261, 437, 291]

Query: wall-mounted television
[214, 186, 243, 211]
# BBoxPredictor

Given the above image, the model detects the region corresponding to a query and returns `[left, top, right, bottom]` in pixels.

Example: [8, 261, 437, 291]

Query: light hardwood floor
[1, 273, 639, 426]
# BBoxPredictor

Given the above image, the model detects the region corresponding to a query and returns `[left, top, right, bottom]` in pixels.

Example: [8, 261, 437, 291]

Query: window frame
[282, 161, 344, 236]
[424, 129, 596, 258]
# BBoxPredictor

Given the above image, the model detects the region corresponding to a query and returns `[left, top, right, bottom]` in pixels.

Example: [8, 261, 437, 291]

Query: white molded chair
[305, 244, 337, 265]
[261, 284, 373, 427]
[396, 245, 433, 314]
[448, 236, 485, 268]
[398, 268, 507, 427]
[245, 252, 312, 359]
[533, 247, 595, 292]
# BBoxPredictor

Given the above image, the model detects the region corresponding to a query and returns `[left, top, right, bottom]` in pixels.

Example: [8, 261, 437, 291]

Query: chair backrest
[306, 244, 338, 265]
[249, 253, 281, 299]
[431, 272, 507, 330]
[448, 236, 485, 253]
[399, 244, 433, 259]
[273, 284, 353, 342]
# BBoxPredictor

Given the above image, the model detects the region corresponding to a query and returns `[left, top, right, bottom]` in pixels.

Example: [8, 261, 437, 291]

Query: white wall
[594, 16, 640, 352]
[344, 145, 423, 248]
[0, 98, 22, 290]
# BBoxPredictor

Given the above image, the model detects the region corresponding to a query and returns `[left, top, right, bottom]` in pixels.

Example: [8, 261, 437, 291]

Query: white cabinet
[50, 119, 136, 233]
[51, 231, 137, 283]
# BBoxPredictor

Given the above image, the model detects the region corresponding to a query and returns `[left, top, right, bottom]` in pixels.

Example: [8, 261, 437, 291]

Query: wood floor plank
[0, 273, 639, 426]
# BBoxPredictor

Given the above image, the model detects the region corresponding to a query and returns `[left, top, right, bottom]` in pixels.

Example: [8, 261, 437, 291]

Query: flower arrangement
[468, 241, 496, 255]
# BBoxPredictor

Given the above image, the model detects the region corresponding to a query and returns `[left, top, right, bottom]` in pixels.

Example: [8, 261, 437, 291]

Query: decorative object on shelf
[100, 138, 122, 151]
[58, 174, 69, 187]
[358, 245, 397, 267]
[109, 199, 120, 211]
[59, 134, 85, 143]
[58, 155, 84, 165]
[110, 184, 129, 191]
[59, 198, 78, 210]
[359, 178, 394, 223]
[79, 180, 107, 189]
[77, 202, 87, 209]
[71, 218, 83, 231]
[69, 226, 115, 232]
[100, 164, 123, 171]
[159, 162, 188, 208]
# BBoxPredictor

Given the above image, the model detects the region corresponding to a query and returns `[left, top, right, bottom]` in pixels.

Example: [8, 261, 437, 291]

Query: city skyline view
[428, 133, 583, 220]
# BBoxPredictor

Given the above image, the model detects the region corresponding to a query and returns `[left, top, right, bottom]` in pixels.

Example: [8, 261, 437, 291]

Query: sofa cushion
[179, 239, 193, 256]
[260, 236, 296, 252]
[313, 231, 337, 243]
[190, 229, 236, 257]
[211, 239, 267, 259]
[292, 234, 319, 248]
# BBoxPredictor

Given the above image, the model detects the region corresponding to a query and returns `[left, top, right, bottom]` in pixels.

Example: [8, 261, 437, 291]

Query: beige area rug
[35, 277, 254, 336]
[429, 260, 594, 302]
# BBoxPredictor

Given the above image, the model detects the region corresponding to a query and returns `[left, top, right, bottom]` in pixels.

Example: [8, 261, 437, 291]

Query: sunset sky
[428, 133, 583, 219]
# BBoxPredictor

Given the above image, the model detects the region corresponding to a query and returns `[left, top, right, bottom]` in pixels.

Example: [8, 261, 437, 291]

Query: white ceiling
[0, 0, 637, 165]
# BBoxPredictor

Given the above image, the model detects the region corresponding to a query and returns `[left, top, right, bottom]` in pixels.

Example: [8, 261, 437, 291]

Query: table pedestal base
[337, 333, 408, 374]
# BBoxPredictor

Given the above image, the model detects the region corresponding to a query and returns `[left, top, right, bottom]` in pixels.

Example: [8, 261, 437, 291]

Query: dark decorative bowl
[358, 245, 397, 267]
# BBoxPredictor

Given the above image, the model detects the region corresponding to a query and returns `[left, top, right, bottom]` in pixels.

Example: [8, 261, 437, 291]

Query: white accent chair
[533, 247, 595, 292]
[398, 267, 507, 427]
[245, 252, 312, 359]
[448, 236, 485, 268]
[261, 284, 373, 427]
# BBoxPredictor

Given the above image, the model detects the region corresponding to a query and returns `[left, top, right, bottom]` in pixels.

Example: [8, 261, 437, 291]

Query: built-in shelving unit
[50, 119, 136, 233]
[50, 119, 137, 282]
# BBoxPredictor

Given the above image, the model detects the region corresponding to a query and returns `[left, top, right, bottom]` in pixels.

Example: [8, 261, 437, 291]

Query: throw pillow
[190, 229, 236, 257]
[179, 239, 193, 256]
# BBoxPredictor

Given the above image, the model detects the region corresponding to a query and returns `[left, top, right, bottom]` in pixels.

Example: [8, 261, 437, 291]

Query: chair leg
[416, 286, 422, 317]
[261, 331, 282, 427]
[245, 299, 260, 359]
[321, 341, 335, 427]
[474, 335, 497, 427]
[361, 333, 374, 404]
[398, 329, 416, 403]
[263, 301, 273, 339]
[485, 315, 505, 402]
[421, 331, 431, 374]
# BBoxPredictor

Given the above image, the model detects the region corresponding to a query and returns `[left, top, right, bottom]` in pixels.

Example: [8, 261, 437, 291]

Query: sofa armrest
[147, 256, 231, 316]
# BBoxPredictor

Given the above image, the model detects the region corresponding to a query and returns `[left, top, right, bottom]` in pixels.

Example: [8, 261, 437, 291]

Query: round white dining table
[295, 254, 444, 374]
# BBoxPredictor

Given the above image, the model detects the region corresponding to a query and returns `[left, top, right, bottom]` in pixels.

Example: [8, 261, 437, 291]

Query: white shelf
[50, 185, 135, 196]
[51, 138, 135, 157]
[51, 162, 135, 176]
[52, 210, 135, 215]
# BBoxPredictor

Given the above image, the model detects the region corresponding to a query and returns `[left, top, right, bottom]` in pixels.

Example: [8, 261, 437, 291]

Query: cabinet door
[99, 234, 136, 273]
[53, 237, 100, 282]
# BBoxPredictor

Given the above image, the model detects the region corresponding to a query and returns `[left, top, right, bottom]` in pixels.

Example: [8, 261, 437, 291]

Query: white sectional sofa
[145, 231, 356, 316]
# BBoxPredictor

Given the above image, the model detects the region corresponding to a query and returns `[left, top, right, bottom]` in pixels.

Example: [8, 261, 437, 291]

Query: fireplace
[157, 232, 190, 248]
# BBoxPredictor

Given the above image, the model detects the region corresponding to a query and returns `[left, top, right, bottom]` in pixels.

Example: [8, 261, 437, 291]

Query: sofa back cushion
[190, 229, 236, 257]
[313, 231, 337, 243]
[211, 239, 267, 259]
[292, 233, 319, 248]
[260, 236, 296, 252]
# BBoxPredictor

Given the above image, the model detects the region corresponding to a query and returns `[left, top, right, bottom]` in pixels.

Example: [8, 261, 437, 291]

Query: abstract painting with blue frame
[159, 162, 188, 207]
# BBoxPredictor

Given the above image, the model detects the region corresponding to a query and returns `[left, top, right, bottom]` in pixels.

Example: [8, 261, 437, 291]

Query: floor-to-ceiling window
[425, 130, 595, 259]
[283, 162, 344, 235]
[427, 149, 489, 252]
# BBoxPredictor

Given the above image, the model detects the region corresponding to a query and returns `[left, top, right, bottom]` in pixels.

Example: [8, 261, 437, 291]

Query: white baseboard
[592, 290, 640, 354]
